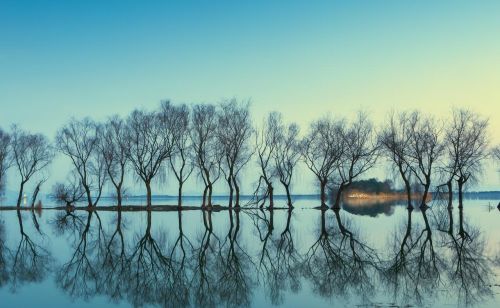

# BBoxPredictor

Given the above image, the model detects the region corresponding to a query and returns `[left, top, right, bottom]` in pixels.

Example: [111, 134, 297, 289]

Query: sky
[1, 0, 500, 196]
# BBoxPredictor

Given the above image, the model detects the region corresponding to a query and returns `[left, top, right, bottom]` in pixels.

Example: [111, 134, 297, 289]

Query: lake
[0, 196, 499, 307]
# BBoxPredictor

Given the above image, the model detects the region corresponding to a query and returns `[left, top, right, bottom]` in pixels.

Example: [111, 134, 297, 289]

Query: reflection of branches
[382, 208, 443, 305]
[440, 207, 493, 306]
[302, 209, 378, 301]
[127, 210, 178, 307]
[0, 219, 9, 287]
[192, 210, 220, 308]
[56, 211, 103, 300]
[216, 209, 254, 307]
[167, 211, 193, 307]
[99, 209, 129, 303]
[263, 210, 302, 305]
[9, 209, 52, 292]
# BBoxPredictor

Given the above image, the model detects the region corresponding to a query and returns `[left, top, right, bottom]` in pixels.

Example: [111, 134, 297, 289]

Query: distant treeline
[1, 100, 499, 210]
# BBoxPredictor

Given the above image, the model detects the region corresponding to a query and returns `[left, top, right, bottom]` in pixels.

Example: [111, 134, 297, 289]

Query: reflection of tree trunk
[320, 208, 327, 235]
[16, 181, 25, 207]
[447, 180, 453, 208]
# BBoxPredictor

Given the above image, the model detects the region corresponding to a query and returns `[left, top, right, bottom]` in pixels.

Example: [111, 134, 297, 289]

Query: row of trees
[0, 101, 497, 209]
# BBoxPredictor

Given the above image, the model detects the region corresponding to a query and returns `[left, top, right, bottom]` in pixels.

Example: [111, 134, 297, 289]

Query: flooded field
[0, 197, 499, 307]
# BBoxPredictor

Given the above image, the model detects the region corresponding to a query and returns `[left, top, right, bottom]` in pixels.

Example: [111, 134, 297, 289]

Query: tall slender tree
[444, 109, 489, 207]
[272, 113, 301, 208]
[10, 126, 53, 207]
[190, 104, 222, 208]
[164, 102, 194, 208]
[98, 116, 128, 207]
[56, 118, 107, 207]
[407, 111, 445, 208]
[301, 116, 345, 207]
[217, 99, 254, 207]
[125, 108, 175, 208]
[379, 111, 414, 209]
[255, 112, 280, 208]
[332, 112, 379, 209]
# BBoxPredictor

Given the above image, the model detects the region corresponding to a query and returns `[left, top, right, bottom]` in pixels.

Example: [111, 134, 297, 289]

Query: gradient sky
[1, 0, 500, 194]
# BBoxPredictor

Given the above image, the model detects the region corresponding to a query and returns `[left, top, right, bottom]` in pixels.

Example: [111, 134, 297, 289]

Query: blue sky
[1, 0, 500, 194]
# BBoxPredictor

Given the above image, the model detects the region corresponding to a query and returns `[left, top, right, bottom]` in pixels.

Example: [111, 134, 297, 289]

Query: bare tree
[444, 109, 489, 207]
[10, 126, 53, 207]
[301, 116, 345, 207]
[379, 111, 414, 209]
[56, 118, 107, 207]
[125, 108, 175, 208]
[254, 112, 281, 208]
[332, 112, 379, 209]
[407, 111, 445, 208]
[98, 116, 128, 207]
[217, 99, 254, 207]
[0, 128, 11, 192]
[272, 114, 301, 208]
[190, 104, 222, 208]
[52, 171, 86, 207]
[163, 102, 194, 208]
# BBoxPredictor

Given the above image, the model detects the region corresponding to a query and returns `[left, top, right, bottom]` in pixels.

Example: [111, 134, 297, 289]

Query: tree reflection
[55, 210, 103, 300]
[302, 209, 378, 302]
[215, 209, 254, 307]
[99, 208, 129, 303]
[382, 208, 443, 305]
[439, 207, 493, 305]
[191, 210, 219, 307]
[9, 209, 52, 292]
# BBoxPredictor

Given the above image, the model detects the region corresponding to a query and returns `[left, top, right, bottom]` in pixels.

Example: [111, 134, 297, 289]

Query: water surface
[0, 196, 499, 307]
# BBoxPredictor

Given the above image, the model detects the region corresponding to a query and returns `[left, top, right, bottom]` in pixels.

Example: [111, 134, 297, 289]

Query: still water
[0, 196, 499, 307]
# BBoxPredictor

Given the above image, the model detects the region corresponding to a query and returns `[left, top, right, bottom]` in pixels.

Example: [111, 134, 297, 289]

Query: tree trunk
[208, 183, 213, 207]
[31, 182, 42, 207]
[178, 181, 183, 208]
[447, 180, 453, 208]
[403, 178, 412, 209]
[145, 180, 152, 208]
[233, 177, 240, 208]
[320, 179, 327, 207]
[84, 184, 93, 207]
[421, 182, 430, 208]
[333, 184, 344, 209]
[268, 183, 274, 208]
[227, 177, 233, 207]
[284, 183, 292, 208]
[202, 186, 208, 208]
[116, 186, 122, 208]
[458, 180, 464, 208]
[16, 181, 25, 207]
